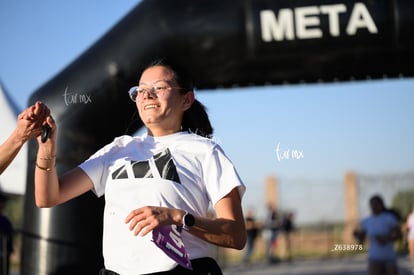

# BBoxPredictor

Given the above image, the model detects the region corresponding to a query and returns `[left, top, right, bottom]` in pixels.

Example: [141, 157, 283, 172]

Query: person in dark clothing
[281, 212, 294, 261]
[0, 193, 14, 275]
[243, 209, 259, 263]
[353, 194, 402, 275]
[266, 204, 281, 262]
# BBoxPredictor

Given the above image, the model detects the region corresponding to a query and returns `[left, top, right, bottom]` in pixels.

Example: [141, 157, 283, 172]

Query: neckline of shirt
[142, 131, 188, 144]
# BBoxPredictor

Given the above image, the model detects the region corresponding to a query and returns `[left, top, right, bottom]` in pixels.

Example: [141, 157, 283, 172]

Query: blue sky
[1, 1, 414, 224]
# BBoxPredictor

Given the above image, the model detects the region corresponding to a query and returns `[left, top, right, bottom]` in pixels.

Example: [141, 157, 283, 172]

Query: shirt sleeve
[203, 144, 246, 206]
[79, 141, 114, 197]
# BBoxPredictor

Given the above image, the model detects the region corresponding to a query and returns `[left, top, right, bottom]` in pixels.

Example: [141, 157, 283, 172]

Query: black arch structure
[22, 0, 414, 274]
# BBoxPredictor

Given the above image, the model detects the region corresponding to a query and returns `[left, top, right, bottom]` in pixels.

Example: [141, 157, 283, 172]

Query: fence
[221, 171, 414, 265]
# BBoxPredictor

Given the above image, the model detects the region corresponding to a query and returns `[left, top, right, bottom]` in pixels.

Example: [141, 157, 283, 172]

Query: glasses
[128, 81, 183, 102]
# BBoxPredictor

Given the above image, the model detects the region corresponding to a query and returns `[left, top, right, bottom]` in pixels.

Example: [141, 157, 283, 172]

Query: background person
[265, 203, 281, 263]
[281, 212, 295, 261]
[33, 60, 246, 275]
[242, 208, 259, 264]
[353, 194, 402, 275]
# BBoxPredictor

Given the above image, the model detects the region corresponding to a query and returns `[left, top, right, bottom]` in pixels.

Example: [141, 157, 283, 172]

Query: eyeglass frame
[128, 80, 186, 102]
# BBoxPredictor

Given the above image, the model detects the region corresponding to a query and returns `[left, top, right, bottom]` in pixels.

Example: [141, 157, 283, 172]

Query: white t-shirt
[79, 132, 245, 274]
[361, 211, 399, 261]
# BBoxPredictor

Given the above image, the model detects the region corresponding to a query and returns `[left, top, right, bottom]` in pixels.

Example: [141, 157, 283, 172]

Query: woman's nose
[142, 87, 155, 99]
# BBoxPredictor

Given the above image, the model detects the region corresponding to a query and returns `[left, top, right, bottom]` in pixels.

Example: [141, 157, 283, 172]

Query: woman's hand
[125, 206, 183, 237]
[124, 189, 246, 250]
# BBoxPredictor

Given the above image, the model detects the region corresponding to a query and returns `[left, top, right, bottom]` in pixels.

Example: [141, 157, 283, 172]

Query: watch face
[184, 213, 195, 227]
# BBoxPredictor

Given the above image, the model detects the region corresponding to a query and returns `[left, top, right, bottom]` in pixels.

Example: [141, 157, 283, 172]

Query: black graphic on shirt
[112, 166, 129, 179]
[153, 149, 181, 183]
[132, 161, 153, 178]
[111, 148, 181, 184]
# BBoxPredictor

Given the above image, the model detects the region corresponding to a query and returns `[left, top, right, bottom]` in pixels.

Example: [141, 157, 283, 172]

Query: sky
[1, 1, 414, 224]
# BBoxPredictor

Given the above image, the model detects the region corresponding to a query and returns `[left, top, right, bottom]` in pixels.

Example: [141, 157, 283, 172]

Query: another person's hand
[0, 101, 52, 175]
[17, 101, 51, 141]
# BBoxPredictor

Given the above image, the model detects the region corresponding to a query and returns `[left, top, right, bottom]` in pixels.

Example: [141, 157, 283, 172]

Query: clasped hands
[17, 101, 52, 141]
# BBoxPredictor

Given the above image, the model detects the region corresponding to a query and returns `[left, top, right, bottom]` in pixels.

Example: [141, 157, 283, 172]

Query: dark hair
[144, 59, 213, 138]
[369, 194, 402, 221]
[370, 195, 386, 211]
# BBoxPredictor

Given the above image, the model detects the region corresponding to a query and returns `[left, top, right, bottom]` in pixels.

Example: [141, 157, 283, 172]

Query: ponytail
[182, 99, 213, 138]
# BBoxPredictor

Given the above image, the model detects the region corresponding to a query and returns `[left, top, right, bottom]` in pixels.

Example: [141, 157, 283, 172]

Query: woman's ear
[182, 92, 195, 111]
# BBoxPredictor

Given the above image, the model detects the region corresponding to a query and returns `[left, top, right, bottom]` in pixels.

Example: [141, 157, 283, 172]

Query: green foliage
[3, 195, 24, 230]
[391, 189, 414, 220]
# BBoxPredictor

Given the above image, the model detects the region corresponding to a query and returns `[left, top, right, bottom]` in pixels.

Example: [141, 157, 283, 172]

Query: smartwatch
[182, 211, 195, 231]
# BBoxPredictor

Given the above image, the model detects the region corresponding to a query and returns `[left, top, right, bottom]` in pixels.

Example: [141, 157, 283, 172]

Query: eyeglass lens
[128, 82, 172, 102]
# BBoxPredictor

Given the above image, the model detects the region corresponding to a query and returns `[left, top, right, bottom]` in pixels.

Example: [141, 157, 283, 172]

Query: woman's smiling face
[136, 65, 193, 136]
